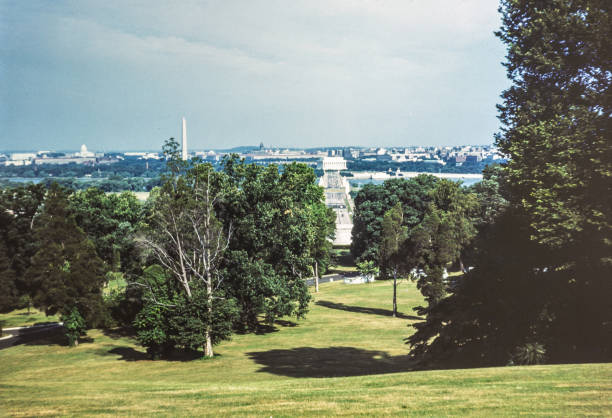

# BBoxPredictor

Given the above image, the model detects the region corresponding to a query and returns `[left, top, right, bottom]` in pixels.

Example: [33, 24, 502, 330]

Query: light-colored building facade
[319, 156, 347, 171]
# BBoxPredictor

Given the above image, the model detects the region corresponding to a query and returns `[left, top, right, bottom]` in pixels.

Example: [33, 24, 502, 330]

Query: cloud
[0, 0, 507, 150]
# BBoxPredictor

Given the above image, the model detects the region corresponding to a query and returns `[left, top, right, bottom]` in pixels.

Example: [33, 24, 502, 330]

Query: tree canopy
[407, 0, 612, 367]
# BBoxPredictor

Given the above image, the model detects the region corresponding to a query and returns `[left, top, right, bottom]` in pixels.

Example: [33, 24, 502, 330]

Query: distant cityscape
[1, 142, 504, 169]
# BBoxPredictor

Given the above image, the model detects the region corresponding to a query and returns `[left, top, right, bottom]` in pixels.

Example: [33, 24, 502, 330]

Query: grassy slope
[1, 281, 611, 416]
[0, 308, 59, 329]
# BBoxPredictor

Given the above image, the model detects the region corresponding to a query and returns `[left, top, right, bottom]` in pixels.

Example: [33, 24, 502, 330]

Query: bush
[511, 342, 546, 365]
[62, 307, 87, 347]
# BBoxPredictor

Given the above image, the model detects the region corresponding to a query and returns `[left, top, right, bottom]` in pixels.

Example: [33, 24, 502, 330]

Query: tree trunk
[392, 269, 397, 317]
[204, 271, 214, 358]
[459, 258, 466, 274]
[204, 330, 213, 358]
[314, 261, 319, 293]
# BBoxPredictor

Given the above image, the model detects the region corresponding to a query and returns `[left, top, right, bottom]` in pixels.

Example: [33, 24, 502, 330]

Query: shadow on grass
[102, 327, 136, 340]
[247, 346, 415, 378]
[315, 300, 423, 321]
[275, 319, 297, 327]
[105, 346, 206, 362]
[106, 347, 148, 361]
[236, 319, 298, 336]
[20, 327, 66, 347]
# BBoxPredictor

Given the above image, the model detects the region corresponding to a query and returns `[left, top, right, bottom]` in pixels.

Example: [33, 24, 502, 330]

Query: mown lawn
[1, 280, 611, 416]
[0, 308, 59, 329]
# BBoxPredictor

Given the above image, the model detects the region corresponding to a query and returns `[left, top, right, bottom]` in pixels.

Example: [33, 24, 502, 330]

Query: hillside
[1, 281, 610, 416]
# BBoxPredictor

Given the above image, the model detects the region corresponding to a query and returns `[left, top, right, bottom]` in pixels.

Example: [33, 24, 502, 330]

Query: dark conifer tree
[27, 183, 106, 326]
[407, 0, 612, 366]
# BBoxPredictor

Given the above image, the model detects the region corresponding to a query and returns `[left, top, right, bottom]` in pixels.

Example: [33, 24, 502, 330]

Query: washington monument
[181, 117, 187, 161]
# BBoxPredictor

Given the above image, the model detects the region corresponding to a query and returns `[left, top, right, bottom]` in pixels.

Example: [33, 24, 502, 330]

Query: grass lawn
[0, 308, 59, 329]
[1, 280, 611, 416]
[328, 247, 358, 274]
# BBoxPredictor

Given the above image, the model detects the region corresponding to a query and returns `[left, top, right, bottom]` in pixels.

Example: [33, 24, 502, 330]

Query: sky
[0, 0, 509, 152]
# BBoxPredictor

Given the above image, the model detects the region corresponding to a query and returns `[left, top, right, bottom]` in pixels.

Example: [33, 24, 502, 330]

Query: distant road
[0, 323, 63, 350]
[305, 272, 359, 287]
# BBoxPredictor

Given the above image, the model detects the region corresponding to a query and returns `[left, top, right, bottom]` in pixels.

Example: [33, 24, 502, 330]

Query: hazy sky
[0, 0, 508, 151]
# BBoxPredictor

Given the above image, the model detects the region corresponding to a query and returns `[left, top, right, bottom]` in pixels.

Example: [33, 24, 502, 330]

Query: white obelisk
[181, 117, 188, 161]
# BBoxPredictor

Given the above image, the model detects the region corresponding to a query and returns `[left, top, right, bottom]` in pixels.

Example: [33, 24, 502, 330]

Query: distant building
[76, 144, 95, 158]
[34, 157, 96, 165]
[375, 154, 392, 161]
[10, 153, 36, 161]
[319, 156, 347, 171]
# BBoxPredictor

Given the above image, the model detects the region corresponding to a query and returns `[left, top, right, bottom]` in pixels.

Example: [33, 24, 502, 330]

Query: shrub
[511, 342, 546, 365]
[62, 307, 87, 347]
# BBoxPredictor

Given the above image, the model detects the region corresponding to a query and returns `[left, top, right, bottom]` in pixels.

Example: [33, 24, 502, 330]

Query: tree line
[0, 141, 335, 356]
[352, 0, 611, 367]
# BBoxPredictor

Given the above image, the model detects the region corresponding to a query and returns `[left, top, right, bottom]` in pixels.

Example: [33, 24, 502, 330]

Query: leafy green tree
[220, 157, 331, 330]
[133, 266, 174, 358]
[0, 241, 18, 313]
[0, 184, 46, 300]
[356, 260, 379, 283]
[70, 188, 143, 273]
[133, 265, 239, 359]
[351, 176, 437, 262]
[410, 180, 478, 311]
[26, 183, 106, 325]
[137, 140, 235, 357]
[470, 164, 509, 227]
[62, 307, 87, 347]
[379, 203, 407, 317]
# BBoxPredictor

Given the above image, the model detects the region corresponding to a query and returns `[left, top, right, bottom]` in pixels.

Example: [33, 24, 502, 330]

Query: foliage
[136, 140, 233, 357]
[408, 0, 612, 365]
[511, 342, 547, 366]
[62, 307, 87, 347]
[0, 184, 46, 306]
[0, 158, 166, 180]
[134, 142, 332, 356]
[346, 159, 490, 174]
[0, 241, 18, 313]
[219, 156, 333, 330]
[356, 260, 379, 283]
[69, 188, 143, 273]
[26, 183, 106, 326]
[411, 180, 478, 310]
[133, 265, 238, 359]
[351, 175, 437, 262]
[379, 203, 408, 316]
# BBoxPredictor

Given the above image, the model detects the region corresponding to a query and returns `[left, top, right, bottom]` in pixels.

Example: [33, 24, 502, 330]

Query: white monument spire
[181, 117, 188, 161]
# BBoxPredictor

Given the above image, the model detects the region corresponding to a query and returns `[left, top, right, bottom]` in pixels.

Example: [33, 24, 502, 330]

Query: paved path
[0, 323, 63, 350]
[305, 272, 359, 287]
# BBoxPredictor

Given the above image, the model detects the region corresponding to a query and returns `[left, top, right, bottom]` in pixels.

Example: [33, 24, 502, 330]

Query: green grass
[328, 247, 358, 274]
[1, 281, 611, 416]
[0, 308, 59, 329]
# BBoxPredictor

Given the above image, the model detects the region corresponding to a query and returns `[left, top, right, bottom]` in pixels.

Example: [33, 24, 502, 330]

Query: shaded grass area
[328, 247, 358, 274]
[1, 281, 611, 416]
[0, 308, 59, 329]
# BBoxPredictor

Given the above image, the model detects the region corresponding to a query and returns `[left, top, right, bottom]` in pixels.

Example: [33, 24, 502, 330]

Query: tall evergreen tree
[495, 0, 612, 359]
[407, 1, 612, 366]
[27, 183, 106, 325]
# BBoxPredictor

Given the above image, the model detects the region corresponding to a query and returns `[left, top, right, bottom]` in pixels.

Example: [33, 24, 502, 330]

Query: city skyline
[1, 1, 508, 151]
